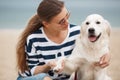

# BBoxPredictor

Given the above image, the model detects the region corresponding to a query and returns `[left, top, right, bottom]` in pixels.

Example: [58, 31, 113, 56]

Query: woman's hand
[99, 53, 111, 68]
[95, 53, 111, 68]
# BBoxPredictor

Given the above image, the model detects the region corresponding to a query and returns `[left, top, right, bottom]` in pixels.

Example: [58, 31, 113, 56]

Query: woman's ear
[42, 21, 49, 27]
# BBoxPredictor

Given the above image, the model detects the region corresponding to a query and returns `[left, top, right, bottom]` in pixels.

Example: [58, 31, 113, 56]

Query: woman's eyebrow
[58, 12, 69, 24]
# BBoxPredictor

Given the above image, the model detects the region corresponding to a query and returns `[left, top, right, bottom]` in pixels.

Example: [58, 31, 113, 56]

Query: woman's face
[43, 6, 70, 31]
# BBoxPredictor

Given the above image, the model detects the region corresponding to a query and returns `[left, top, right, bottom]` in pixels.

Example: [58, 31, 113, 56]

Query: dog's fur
[53, 14, 111, 80]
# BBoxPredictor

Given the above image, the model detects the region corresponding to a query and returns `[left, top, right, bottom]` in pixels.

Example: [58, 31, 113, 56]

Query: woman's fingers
[98, 53, 111, 68]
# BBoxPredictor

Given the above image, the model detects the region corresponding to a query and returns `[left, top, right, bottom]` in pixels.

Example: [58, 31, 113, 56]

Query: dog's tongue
[89, 36, 97, 42]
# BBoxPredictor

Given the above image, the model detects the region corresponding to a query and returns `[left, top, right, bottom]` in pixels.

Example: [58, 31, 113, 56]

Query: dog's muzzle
[88, 28, 101, 42]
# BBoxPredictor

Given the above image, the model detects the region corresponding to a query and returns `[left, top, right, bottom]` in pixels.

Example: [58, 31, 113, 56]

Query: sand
[0, 28, 120, 80]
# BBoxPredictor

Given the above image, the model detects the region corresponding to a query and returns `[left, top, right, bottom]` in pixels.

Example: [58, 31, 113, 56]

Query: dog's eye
[86, 22, 90, 25]
[96, 21, 100, 24]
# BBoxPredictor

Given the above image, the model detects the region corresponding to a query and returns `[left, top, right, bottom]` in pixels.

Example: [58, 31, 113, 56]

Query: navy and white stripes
[20, 24, 80, 79]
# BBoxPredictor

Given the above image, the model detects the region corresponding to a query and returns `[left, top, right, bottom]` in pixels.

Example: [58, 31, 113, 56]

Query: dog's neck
[79, 36, 109, 61]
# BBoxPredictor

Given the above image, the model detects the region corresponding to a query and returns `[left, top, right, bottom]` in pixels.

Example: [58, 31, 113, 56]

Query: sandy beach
[0, 28, 120, 80]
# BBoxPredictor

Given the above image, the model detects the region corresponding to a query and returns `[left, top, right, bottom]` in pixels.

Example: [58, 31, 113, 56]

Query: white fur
[53, 14, 112, 80]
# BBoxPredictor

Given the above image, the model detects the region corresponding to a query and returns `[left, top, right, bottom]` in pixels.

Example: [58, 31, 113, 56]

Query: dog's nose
[88, 28, 95, 33]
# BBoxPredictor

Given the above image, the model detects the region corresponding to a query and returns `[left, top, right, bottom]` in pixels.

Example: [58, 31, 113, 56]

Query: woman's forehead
[51, 7, 68, 22]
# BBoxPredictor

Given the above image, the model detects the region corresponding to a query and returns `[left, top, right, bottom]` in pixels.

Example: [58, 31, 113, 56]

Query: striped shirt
[20, 24, 80, 79]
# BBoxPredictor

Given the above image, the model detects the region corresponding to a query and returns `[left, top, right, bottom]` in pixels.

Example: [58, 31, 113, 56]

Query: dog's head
[80, 14, 111, 43]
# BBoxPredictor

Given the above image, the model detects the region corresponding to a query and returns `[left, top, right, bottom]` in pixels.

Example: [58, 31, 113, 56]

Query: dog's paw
[53, 58, 65, 73]
[53, 62, 64, 73]
[53, 65, 62, 73]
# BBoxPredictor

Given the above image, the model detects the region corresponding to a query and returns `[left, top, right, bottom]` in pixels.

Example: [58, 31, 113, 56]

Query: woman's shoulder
[70, 24, 80, 30]
[69, 24, 80, 28]
[26, 27, 43, 41]
[69, 24, 80, 31]
[68, 24, 80, 37]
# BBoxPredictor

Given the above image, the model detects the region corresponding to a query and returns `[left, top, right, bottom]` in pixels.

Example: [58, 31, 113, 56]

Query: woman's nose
[64, 19, 69, 25]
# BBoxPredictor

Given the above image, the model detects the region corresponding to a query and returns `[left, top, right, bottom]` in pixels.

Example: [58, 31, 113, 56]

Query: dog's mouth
[88, 33, 101, 42]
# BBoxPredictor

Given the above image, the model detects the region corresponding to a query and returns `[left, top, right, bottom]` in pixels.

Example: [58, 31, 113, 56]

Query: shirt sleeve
[25, 38, 40, 75]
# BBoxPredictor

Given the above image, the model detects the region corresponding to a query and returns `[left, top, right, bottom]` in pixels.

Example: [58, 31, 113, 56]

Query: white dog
[53, 14, 112, 80]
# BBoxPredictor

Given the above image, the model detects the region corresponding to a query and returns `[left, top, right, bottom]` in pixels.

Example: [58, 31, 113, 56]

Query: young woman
[16, 0, 110, 80]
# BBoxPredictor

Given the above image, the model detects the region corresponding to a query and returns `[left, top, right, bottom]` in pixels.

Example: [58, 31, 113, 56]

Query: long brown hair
[16, 0, 64, 73]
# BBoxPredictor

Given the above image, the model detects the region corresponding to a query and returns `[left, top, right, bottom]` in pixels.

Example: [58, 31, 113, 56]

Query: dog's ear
[104, 20, 111, 36]
[80, 21, 85, 36]
[80, 23, 83, 34]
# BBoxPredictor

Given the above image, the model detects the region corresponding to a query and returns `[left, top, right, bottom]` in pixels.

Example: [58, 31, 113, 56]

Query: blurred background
[0, 0, 120, 80]
[0, 0, 120, 29]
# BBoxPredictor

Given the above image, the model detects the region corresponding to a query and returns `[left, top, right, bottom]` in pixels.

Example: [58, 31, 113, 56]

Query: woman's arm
[33, 64, 51, 75]
[33, 60, 57, 75]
